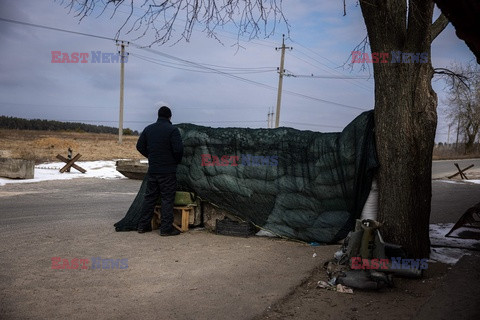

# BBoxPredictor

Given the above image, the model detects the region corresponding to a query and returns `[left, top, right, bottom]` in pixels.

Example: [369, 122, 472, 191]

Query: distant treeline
[0, 116, 138, 135]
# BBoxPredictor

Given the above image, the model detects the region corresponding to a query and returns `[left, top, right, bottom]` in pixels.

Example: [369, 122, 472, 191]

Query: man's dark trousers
[137, 173, 177, 232]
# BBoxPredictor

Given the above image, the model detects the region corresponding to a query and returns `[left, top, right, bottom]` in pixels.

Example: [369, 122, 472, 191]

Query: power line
[0, 17, 116, 41]
[132, 45, 367, 111]
[289, 51, 373, 92]
[0, 102, 116, 109]
[290, 40, 348, 72]
[0, 101, 274, 111]
[183, 120, 266, 124]
[8, 117, 269, 125]
[0, 16, 368, 112]
[282, 121, 344, 129]
[131, 53, 276, 74]
[288, 39, 374, 92]
[285, 73, 371, 80]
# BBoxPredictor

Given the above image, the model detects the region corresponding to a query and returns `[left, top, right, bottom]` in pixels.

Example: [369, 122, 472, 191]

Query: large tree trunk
[360, 0, 438, 258]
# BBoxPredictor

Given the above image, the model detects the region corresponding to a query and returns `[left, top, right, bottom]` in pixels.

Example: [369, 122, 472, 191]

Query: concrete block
[0, 158, 35, 179]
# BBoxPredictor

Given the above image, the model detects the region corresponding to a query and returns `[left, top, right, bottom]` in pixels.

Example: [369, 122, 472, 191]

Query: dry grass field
[1, 128, 478, 164]
[0, 129, 144, 164]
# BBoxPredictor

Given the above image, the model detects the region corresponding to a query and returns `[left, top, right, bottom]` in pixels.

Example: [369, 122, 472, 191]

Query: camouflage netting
[115, 110, 378, 243]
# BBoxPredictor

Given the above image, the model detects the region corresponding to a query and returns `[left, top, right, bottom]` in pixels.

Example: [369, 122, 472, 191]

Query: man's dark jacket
[136, 117, 184, 174]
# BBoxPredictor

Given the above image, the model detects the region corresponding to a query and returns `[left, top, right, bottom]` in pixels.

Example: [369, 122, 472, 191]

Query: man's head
[158, 106, 172, 119]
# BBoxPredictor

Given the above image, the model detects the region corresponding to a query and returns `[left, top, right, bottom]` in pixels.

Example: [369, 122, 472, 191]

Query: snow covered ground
[438, 179, 480, 185]
[0, 160, 126, 186]
[429, 223, 479, 264]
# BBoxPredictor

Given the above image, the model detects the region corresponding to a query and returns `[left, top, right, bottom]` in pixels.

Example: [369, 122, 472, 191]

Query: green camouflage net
[115, 110, 378, 243]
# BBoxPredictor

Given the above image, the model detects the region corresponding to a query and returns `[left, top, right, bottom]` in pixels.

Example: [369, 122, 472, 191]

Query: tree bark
[360, 0, 440, 258]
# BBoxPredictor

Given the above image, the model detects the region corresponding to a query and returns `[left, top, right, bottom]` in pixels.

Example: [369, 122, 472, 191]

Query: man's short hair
[158, 106, 172, 118]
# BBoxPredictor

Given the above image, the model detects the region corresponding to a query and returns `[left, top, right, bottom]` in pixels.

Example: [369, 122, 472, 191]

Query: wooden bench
[151, 206, 195, 232]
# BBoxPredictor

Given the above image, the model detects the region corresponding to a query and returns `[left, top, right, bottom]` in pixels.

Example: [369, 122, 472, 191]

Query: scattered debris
[318, 218, 432, 291]
[336, 284, 353, 294]
[316, 280, 353, 294]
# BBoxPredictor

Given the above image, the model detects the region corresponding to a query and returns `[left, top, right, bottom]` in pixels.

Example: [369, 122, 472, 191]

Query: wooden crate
[152, 206, 195, 232]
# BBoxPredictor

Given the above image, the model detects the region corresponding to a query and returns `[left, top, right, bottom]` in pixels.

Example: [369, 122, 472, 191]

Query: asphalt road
[0, 176, 477, 228]
[430, 159, 480, 223]
[0, 178, 332, 320]
[0, 175, 479, 319]
[432, 158, 480, 179]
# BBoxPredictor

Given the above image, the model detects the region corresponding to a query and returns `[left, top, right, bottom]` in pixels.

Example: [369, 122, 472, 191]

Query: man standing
[136, 106, 184, 236]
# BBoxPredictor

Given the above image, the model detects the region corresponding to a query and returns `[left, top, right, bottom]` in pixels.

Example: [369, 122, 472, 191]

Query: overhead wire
[131, 44, 368, 111]
[0, 17, 116, 41]
[290, 39, 374, 81]
[0, 15, 369, 114]
[283, 121, 344, 129]
[130, 52, 276, 74]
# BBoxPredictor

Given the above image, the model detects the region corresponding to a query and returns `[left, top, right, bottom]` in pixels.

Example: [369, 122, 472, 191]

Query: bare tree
[358, 1, 450, 258]
[58, 0, 452, 258]
[56, 0, 289, 45]
[444, 63, 480, 153]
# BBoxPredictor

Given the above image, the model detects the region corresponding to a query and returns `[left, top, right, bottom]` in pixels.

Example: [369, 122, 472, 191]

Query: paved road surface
[0, 175, 479, 319]
[432, 158, 480, 179]
[0, 178, 334, 320]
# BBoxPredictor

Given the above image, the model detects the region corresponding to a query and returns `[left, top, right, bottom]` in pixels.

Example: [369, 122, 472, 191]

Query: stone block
[0, 158, 35, 179]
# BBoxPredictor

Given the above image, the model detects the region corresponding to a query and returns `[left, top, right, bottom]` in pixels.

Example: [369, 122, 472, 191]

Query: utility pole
[275, 35, 292, 128]
[267, 108, 270, 128]
[455, 116, 460, 151]
[447, 124, 451, 144]
[270, 107, 275, 128]
[267, 107, 275, 128]
[117, 41, 129, 144]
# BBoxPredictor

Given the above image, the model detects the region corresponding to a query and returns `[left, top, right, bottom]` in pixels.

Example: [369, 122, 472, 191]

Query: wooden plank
[181, 208, 190, 232]
[56, 154, 86, 173]
[454, 163, 468, 179]
[60, 153, 82, 173]
[173, 223, 183, 232]
[154, 205, 195, 232]
[448, 164, 474, 179]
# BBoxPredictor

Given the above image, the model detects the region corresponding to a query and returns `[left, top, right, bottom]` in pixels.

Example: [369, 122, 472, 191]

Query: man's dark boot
[137, 226, 152, 233]
[160, 228, 181, 236]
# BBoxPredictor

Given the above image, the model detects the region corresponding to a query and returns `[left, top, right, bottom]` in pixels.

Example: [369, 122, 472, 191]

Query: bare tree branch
[441, 62, 480, 152]
[431, 13, 449, 41]
[342, 35, 372, 77]
[55, 0, 290, 46]
[434, 67, 468, 90]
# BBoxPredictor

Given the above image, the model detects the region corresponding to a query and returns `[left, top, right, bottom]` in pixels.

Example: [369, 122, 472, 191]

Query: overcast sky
[0, 0, 476, 142]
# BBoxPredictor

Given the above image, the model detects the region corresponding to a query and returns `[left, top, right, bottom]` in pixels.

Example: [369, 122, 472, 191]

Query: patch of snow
[0, 161, 126, 186]
[429, 247, 471, 265]
[256, 229, 278, 238]
[437, 179, 467, 184]
[429, 223, 479, 264]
